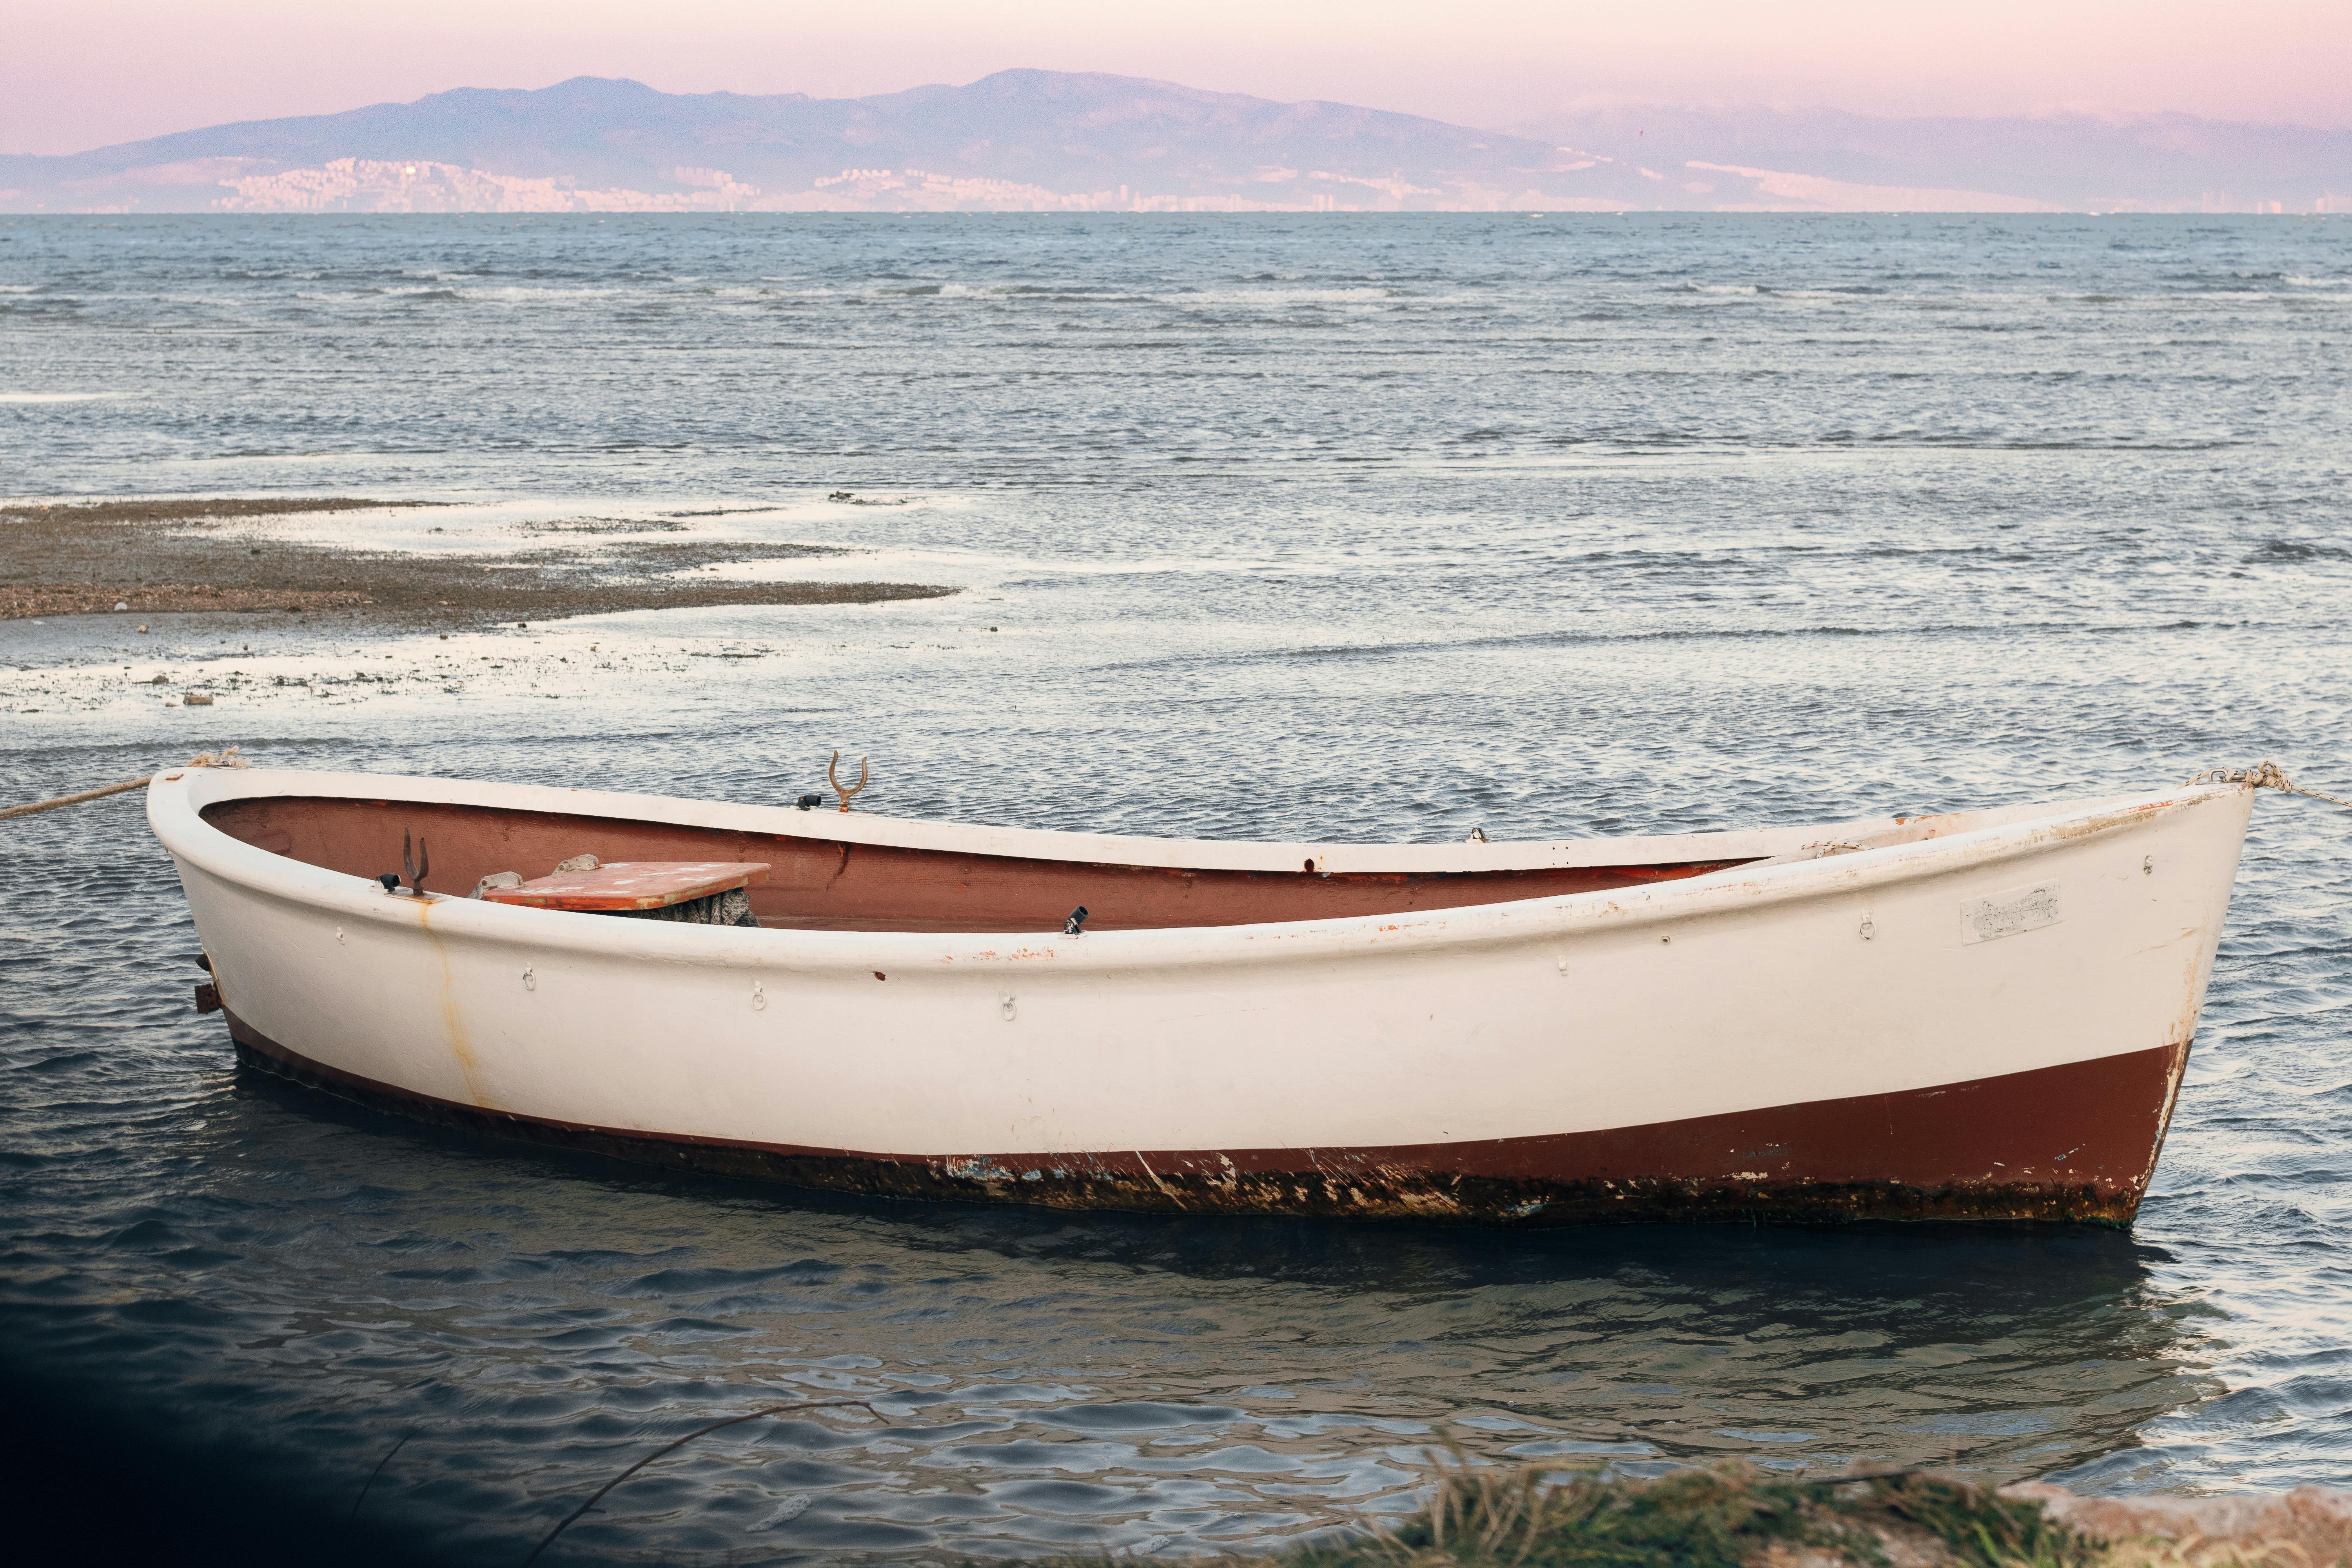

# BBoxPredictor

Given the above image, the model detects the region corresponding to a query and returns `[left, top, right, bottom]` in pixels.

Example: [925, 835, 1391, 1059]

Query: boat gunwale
[174, 766, 1945, 874]
[148, 768, 2249, 973]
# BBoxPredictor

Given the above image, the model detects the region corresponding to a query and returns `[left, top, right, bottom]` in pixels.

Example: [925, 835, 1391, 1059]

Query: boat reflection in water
[118, 1078, 2214, 1560]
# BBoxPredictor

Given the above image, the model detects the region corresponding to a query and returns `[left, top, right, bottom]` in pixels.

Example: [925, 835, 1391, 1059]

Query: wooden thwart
[482, 860, 771, 912]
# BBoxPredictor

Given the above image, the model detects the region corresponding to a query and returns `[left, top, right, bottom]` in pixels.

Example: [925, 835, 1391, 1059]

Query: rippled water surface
[3, 213, 2350, 1561]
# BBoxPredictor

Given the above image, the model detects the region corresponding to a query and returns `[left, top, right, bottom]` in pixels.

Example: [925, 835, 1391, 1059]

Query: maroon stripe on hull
[222, 1011, 2189, 1227]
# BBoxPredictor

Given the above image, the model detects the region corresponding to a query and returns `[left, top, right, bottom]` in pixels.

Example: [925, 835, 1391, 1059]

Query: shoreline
[0, 496, 958, 630]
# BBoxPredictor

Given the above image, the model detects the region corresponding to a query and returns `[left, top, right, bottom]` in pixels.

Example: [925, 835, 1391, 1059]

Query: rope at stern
[0, 746, 249, 822]
[2184, 760, 2352, 809]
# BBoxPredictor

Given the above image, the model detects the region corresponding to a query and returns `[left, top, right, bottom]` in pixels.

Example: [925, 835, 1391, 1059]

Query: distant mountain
[0, 71, 2345, 215]
[0, 73, 1652, 215]
[1507, 105, 2352, 214]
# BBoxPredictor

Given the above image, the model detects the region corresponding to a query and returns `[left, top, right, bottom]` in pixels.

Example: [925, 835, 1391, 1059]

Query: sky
[5, 0, 2348, 156]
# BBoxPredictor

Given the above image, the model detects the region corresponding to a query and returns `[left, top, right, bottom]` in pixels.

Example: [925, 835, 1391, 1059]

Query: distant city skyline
[5, 0, 2347, 157]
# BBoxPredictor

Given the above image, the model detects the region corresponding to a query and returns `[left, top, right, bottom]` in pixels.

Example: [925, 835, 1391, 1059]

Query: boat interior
[203, 795, 1757, 933]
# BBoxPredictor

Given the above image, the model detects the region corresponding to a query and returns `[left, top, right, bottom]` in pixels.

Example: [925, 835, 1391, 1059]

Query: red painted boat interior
[201, 795, 1751, 933]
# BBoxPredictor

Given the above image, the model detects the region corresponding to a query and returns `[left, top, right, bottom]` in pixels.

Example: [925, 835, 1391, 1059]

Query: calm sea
[3, 213, 2350, 1563]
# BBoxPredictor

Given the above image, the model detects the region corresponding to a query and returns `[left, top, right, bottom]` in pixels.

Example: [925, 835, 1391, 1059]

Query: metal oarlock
[829, 751, 870, 811]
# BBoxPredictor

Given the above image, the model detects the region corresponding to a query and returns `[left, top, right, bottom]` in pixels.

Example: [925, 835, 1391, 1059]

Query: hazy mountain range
[2, 70, 2345, 216]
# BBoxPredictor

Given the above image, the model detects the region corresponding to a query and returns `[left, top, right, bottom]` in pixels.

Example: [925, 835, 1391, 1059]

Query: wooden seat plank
[483, 860, 771, 911]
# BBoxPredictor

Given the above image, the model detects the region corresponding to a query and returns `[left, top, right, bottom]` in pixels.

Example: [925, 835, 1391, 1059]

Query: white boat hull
[149, 768, 2255, 1225]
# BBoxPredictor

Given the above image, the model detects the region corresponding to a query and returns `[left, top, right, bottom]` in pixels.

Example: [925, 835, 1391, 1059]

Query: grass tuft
[1048, 1455, 2329, 1568]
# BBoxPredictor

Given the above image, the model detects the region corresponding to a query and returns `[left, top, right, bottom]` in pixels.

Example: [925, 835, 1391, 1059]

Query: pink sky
[5, 0, 2348, 156]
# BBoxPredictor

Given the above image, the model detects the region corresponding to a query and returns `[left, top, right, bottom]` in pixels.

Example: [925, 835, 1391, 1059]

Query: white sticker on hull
[1961, 881, 2063, 944]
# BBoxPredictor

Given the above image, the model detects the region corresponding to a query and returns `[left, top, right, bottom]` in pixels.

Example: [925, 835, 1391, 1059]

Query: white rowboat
[148, 766, 2256, 1226]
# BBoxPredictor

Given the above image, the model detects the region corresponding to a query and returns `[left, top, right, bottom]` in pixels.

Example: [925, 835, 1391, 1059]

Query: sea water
[2, 212, 2350, 1561]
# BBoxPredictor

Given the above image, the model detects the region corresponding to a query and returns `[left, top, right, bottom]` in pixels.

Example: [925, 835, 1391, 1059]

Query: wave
[2246, 539, 2352, 564]
[1101, 615, 2234, 677]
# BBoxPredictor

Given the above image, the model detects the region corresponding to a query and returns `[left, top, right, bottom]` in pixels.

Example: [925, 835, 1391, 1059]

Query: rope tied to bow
[2184, 760, 2352, 809]
[0, 746, 250, 822]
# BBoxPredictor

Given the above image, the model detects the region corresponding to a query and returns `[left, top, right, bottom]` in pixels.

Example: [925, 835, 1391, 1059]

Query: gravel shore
[0, 496, 958, 628]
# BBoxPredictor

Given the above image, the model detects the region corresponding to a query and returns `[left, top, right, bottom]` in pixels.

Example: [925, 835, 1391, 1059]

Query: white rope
[2185, 760, 2352, 809]
[0, 747, 249, 822]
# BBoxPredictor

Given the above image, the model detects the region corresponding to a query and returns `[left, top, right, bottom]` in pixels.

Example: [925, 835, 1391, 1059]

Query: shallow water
[2, 212, 2350, 1562]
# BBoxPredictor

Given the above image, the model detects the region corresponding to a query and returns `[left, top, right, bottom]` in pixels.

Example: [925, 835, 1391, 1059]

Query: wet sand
[0, 497, 958, 628]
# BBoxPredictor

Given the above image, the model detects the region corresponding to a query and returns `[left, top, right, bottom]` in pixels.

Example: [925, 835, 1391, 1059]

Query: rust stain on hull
[416, 898, 492, 1109]
[221, 1009, 2188, 1228]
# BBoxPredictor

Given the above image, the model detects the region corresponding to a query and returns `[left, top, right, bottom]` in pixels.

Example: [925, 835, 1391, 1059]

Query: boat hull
[152, 769, 2255, 1227]
[227, 1009, 2186, 1224]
